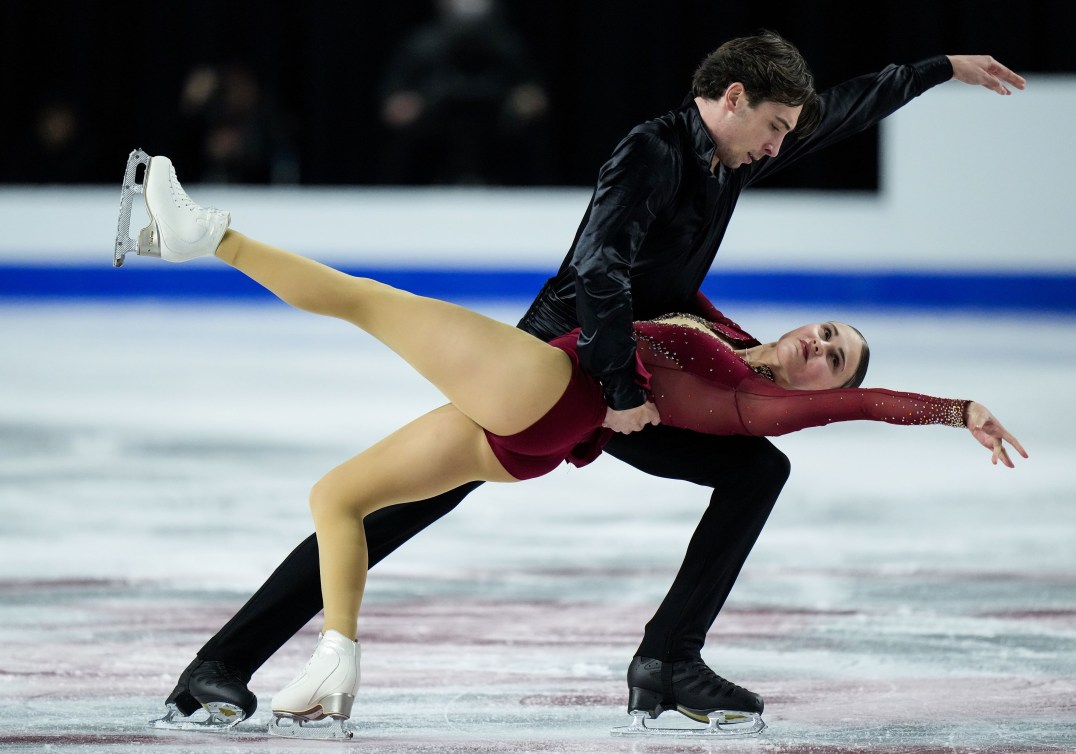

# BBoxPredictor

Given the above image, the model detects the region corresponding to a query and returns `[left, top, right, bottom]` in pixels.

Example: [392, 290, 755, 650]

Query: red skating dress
[483, 313, 969, 480]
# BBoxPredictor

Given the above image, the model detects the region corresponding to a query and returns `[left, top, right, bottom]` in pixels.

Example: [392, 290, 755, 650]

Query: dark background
[2, 0, 1073, 189]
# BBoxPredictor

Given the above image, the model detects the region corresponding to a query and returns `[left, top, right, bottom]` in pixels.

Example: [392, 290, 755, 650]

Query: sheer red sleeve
[633, 321, 969, 437]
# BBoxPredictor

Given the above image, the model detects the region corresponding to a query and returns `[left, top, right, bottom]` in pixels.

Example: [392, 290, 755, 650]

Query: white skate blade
[114, 148, 151, 267]
[149, 701, 246, 732]
[268, 714, 354, 740]
[611, 710, 766, 737]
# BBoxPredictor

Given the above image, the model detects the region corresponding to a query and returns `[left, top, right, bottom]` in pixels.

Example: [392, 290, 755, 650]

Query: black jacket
[517, 55, 953, 410]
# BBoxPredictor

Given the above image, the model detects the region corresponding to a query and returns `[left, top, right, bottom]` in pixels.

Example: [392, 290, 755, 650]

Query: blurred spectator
[378, 0, 554, 185]
[4, 96, 98, 183]
[178, 61, 299, 184]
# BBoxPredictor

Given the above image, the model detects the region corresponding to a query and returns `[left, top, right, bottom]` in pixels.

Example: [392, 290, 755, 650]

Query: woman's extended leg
[215, 231, 570, 437]
[131, 153, 569, 436]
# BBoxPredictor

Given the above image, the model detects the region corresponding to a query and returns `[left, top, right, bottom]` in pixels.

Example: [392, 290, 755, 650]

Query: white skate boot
[268, 630, 361, 740]
[113, 148, 230, 267]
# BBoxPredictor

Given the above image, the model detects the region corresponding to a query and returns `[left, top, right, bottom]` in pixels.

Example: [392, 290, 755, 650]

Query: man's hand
[602, 402, 661, 434]
[947, 55, 1026, 95]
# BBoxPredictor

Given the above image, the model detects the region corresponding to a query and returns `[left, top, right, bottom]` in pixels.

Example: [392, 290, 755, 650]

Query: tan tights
[214, 230, 573, 638]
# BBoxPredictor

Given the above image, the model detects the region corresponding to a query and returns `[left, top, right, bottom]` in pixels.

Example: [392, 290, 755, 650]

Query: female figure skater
[119, 153, 1025, 735]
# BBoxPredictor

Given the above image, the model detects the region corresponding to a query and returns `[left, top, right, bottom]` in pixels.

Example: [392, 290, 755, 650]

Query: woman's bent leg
[310, 403, 515, 639]
[215, 231, 570, 436]
[272, 405, 515, 720]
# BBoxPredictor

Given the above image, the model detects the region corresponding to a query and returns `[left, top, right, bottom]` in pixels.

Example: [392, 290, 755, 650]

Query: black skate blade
[149, 701, 246, 732]
[114, 148, 150, 267]
[611, 709, 766, 737]
[268, 714, 354, 740]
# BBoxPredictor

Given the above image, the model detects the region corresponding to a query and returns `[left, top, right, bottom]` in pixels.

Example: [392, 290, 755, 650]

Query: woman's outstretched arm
[635, 324, 1028, 467]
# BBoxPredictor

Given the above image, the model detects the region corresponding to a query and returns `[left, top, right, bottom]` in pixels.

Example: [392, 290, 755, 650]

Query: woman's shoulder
[634, 317, 766, 380]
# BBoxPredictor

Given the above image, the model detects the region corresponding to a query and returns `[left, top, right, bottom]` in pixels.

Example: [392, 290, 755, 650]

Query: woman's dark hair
[841, 325, 870, 388]
[691, 30, 821, 136]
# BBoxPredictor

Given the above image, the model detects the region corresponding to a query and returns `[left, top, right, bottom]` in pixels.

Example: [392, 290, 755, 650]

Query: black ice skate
[150, 658, 257, 732]
[611, 657, 765, 737]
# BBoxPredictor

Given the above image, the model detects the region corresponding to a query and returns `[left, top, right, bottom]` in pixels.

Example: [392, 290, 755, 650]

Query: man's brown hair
[692, 30, 821, 136]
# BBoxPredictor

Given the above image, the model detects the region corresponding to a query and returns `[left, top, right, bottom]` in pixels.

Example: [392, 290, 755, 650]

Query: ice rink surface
[1, 300, 1074, 753]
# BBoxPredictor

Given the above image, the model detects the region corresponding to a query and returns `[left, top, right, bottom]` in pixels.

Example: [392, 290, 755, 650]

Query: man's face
[712, 86, 802, 169]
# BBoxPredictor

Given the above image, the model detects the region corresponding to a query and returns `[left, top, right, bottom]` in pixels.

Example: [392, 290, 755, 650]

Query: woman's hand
[603, 402, 661, 434]
[965, 401, 1028, 467]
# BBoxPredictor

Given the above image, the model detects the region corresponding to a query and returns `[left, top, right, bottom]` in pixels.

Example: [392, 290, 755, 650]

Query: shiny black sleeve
[570, 132, 680, 410]
[747, 56, 953, 185]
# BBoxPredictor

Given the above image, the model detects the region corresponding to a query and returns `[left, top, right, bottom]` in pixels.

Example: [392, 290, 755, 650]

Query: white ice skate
[268, 630, 360, 741]
[113, 148, 230, 267]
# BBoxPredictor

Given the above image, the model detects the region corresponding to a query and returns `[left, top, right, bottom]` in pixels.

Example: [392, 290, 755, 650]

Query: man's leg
[603, 426, 789, 719]
[165, 483, 482, 720]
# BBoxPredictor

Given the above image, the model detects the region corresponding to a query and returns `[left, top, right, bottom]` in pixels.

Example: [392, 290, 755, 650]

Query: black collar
[685, 98, 718, 171]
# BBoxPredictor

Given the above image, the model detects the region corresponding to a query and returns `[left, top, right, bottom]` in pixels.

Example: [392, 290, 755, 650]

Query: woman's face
[773, 321, 864, 390]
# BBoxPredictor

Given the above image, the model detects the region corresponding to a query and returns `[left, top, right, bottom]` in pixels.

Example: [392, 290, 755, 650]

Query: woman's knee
[309, 475, 365, 522]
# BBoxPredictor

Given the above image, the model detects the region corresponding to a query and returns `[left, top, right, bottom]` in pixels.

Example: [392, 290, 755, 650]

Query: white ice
[0, 301, 1074, 753]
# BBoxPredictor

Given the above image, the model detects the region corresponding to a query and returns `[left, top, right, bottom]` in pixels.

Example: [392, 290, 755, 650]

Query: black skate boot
[151, 658, 257, 731]
[612, 657, 765, 737]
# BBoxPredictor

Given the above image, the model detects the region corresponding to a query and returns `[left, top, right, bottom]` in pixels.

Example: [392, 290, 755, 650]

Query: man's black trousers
[195, 426, 790, 681]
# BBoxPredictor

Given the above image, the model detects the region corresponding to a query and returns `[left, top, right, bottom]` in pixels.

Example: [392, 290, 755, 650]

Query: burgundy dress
[484, 312, 969, 481]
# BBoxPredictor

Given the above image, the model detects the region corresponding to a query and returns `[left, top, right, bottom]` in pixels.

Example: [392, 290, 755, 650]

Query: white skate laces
[113, 148, 231, 266]
[268, 630, 361, 740]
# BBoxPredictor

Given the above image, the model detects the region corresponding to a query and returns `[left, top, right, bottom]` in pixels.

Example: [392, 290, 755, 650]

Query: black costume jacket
[517, 55, 953, 410]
